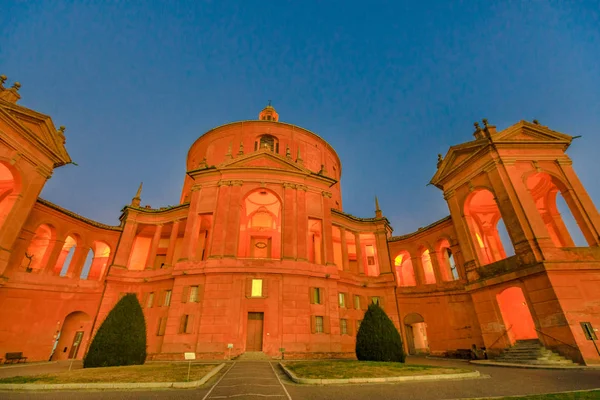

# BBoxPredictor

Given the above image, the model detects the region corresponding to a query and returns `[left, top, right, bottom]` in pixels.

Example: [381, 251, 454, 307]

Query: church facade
[1, 76, 599, 364]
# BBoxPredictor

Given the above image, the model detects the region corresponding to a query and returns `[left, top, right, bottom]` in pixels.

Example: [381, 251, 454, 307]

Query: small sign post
[227, 343, 233, 360]
[184, 352, 196, 382]
[279, 348, 285, 360]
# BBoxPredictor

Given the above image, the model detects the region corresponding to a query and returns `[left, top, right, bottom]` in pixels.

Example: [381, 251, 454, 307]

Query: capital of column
[322, 191, 332, 198]
[217, 180, 231, 187]
[443, 190, 456, 201]
[230, 180, 244, 186]
[282, 182, 296, 189]
[296, 184, 308, 191]
[190, 185, 203, 192]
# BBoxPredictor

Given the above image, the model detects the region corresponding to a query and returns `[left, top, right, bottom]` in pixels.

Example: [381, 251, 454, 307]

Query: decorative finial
[12, 82, 21, 91]
[482, 118, 488, 127]
[58, 126, 66, 134]
[375, 196, 382, 218]
[296, 148, 304, 165]
[226, 142, 232, 159]
[0, 75, 6, 86]
[474, 122, 481, 131]
[238, 141, 244, 155]
[131, 182, 143, 207]
[198, 157, 208, 169]
[437, 153, 443, 168]
[268, 99, 272, 106]
[286, 145, 291, 159]
[533, 119, 540, 125]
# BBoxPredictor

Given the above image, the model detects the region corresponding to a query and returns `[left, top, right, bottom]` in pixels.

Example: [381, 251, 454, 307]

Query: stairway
[234, 351, 272, 361]
[494, 339, 577, 366]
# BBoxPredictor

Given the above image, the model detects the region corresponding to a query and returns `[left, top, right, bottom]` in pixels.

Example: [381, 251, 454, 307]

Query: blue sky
[1, 1, 599, 238]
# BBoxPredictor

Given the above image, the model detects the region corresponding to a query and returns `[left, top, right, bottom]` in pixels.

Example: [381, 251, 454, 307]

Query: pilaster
[296, 185, 308, 260]
[282, 183, 296, 259]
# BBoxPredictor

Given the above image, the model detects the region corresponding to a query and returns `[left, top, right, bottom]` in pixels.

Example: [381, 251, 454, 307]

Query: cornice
[37, 198, 122, 231]
[388, 215, 452, 242]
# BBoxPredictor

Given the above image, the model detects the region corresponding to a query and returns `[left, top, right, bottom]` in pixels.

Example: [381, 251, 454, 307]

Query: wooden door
[68, 331, 84, 359]
[405, 325, 416, 355]
[246, 312, 264, 351]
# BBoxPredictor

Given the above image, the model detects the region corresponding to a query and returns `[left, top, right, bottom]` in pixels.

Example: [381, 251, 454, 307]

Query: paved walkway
[0, 360, 82, 379]
[202, 361, 291, 400]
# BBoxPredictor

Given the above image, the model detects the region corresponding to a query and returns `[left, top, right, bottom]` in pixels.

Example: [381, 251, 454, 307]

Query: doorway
[68, 331, 84, 359]
[497, 287, 537, 343]
[404, 313, 429, 355]
[246, 312, 264, 351]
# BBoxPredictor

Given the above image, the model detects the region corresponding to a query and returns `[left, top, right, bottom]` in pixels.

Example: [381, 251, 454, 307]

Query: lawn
[0, 363, 218, 384]
[283, 360, 470, 379]
[494, 391, 600, 400]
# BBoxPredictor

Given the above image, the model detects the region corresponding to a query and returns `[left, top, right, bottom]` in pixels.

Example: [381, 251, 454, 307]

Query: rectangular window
[251, 279, 263, 297]
[189, 286, 199, 303]
[156, 317, 167, 336]
[315, 316, 324, 333]
[354, 295, 360, 310]
[340, 319, 348, 335]
[311, 287, 323, 304]
[163, 290, 172, 307]
[338, 293, 346, 308]
[179, 314, 194, 334]
[581, 322, 598, 340]
[146, 292, 154, 308]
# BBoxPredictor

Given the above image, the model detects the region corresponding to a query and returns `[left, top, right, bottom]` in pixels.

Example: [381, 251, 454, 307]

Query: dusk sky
[2, 1, 599, 237]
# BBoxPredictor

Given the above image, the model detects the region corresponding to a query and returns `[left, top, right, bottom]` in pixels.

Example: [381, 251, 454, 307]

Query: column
[428, 250, 443, 284]
[112, 220, 138, 268]
[207, 182, 231, 258]
[375, 228, 392, 274]
[146, 224, 163, 270]
[68, 246, 90, 279]
[355, 232, 364, 275]
[181, 185, 203, 260]
[282, 183, 296, 259]
[296, 185, 308, 260]
[445, 190, 480, 281]
[340, 227, 349, 271]
[412, 254, 425, 285]
[165, 220, 180, 266]
[42, 239, 66, 275]
[224, 181, 243, 257]
[322, 191, 335, 266]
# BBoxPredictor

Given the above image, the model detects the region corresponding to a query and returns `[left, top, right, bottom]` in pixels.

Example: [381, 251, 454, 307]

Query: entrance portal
[404, 313, 429, 355]
[497, 287, 537, 343]
[246, 312, 264, 351]
[52, 311, 92, 361]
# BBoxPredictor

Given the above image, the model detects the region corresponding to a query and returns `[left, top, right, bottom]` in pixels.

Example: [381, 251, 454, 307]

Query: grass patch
[494, 391, 600, 400]
[0, 363, 218, 384]
[283, 360, 470, 379]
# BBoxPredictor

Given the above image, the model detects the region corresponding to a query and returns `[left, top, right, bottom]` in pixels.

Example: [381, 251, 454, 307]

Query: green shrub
[356, 303, 405, 362]
[83, 294, 147, 368]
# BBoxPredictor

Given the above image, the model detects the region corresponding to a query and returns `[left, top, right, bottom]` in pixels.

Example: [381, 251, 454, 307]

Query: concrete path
[202, 361, 291, 400]
[0, 360, 82, 379]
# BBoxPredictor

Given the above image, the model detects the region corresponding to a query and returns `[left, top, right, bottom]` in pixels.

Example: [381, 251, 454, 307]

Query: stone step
[494, 341, 579, 366]
[234, 352, 271, 361]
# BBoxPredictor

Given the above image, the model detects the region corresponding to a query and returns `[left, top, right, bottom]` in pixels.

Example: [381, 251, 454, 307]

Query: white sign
[227, 343, 234, 349]
[184, 352, 196, 360]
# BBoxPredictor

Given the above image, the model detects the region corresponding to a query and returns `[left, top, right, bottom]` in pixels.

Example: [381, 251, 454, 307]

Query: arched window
[393, 251, 416, 287]
[84, 241, 112, 280]
[437, 239, 459, 281]
[420, 248, 436, 284]
[255, 135, 279, 153]
[526, 172, 591, 247]
[464, 189, 514, 265]
[238, 189, 282, 259]
[54, 235, 78, 277]
[22, 224, 54, 272]
[80, 249, 95, 279]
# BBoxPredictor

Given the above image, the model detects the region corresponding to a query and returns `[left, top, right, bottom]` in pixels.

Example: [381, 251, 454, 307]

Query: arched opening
[0, 162, 20, 231]
[393, 251, 416, 287]
[419, 247, 436, 284]
[50, 311, 93, 361]
[526, 172, 591, 247]
[404, 313, 429, 355]
[80, 241, 112, 280]
[22, 224, 55, 272]
[436, 239, 459, 281]
[464, 189, 514, 265]
[361, 233, 380, 276]
[255, 135, 279, 153]
[128, 225, 153, 270]
[496, 286, 537, 344]
[332, 226, 343, 270]
[238, 189, 281, 259]
[308, 219, 323, 264]
[54, 235, 78, 277]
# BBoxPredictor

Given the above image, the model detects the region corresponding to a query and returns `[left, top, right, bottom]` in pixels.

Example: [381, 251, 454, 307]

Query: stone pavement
[202, 361, 291, 400]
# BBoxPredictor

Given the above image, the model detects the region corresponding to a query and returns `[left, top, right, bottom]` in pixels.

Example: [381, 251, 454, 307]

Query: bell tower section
[431, 119, 600, 365]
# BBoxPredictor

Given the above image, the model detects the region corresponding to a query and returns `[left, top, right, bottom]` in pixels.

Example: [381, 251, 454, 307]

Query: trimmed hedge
[83, 293, 147, 368]
[356, 303, 406, 362]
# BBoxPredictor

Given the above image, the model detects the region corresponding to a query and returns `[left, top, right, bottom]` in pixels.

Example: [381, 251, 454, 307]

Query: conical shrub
[83, 293, 147, 368]
[356, 303, 405, 362]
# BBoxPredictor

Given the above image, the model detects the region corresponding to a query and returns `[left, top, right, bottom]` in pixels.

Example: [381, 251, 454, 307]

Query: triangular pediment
[0, 100, 71, 166]
[217, 150, 312, 174]
[493, 121, 573, 143]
